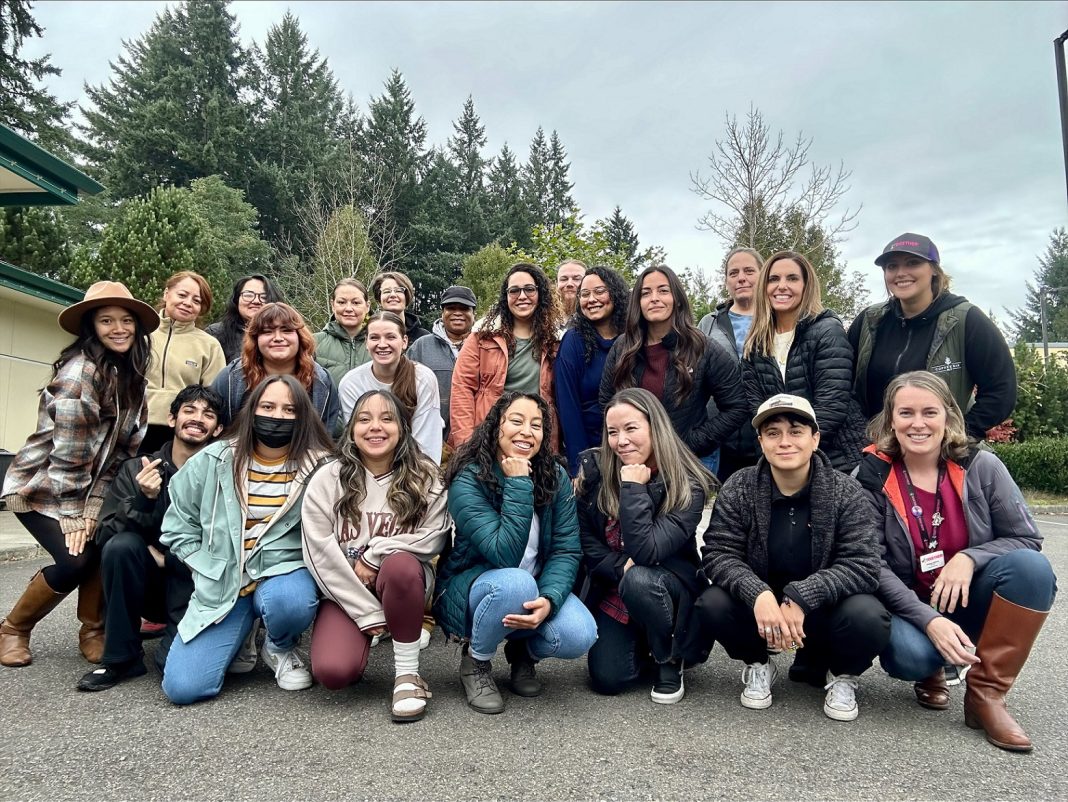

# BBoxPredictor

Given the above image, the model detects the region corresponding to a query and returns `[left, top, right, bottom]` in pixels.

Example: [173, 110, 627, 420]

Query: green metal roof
[0, 124, 104, 207]
[0, 260, 83, 306]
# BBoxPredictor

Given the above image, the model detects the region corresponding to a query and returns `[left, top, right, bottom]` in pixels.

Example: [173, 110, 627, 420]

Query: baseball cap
[874, 233, 940, 267]
[752, 394, 820, 433]
[439, 285, 477, 308]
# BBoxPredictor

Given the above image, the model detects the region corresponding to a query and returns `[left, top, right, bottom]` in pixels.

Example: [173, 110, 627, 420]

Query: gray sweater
[407, 319, 462, 439]
[699, 450, 881, 613]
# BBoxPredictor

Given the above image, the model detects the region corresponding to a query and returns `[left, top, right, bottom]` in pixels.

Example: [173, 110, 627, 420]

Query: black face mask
[253, 416, 295, 448]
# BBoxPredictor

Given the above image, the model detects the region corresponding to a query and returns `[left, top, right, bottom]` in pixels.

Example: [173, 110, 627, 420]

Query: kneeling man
[695, 395, 890, 721]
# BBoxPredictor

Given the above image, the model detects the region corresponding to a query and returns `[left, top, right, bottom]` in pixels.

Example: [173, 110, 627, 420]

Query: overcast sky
[27, 0, 1068, 322]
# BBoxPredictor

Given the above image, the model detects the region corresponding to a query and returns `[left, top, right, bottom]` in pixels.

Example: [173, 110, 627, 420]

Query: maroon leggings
[310, 551, 426, 690]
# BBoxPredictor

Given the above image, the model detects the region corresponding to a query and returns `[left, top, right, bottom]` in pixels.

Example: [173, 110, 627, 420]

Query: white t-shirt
[337, 361, 444, 464]
[772, 330, 795, 382]
[518, 515, 541, 576]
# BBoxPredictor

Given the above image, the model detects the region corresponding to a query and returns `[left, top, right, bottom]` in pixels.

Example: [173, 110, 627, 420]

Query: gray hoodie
[407, 318, 464, 439]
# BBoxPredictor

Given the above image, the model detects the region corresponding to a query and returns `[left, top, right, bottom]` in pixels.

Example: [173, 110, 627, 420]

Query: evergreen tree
[546, 130, 576, 225]
[522, 127, 551, 227]
[486, 142, 531, 249]
[0, 0, 74, 153]
[460, 242, 515, 316]
[596, 205, 640, 268]
[79, 0, 251, 197]
[445, 96, 489, 251]
[1011, 228, 1068, 343]
[406, 150, 466, 323]
[187, 175, 273, 284]
[246, 11, 348, 251]
[0, 207, 71, 279]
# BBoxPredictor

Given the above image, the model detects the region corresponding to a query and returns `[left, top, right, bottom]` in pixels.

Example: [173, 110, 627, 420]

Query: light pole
[1039, 284, 1068, 362]
[1057, 29, 1068, 210]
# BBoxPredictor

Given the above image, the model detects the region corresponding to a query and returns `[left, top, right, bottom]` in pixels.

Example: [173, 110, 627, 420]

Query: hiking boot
[740, 660, 778, 710]
[504, 638, 543, 698]
[650, 660, 684, 705]
[823, 671, 860, 721]
[460, 650, 504, 714]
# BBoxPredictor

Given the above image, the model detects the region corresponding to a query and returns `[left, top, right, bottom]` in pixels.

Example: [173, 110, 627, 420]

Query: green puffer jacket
[314, 318, 370, 389]
[433, 461, 580, 639]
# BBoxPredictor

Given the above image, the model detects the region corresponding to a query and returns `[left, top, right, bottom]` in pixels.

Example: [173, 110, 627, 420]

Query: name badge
[920, 550, 945, 573]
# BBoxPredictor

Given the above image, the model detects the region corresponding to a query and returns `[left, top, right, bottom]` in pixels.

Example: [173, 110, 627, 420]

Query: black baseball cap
[440, 285, 477, 308]
[874, 233, 940, 267]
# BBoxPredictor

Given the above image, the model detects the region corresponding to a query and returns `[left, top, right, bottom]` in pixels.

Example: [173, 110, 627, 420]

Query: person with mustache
[76, 385, 225, 691]
[555, 259, 587, 321]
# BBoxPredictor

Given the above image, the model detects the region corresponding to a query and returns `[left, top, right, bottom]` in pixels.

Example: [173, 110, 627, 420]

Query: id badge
[919, 550, 945, 573]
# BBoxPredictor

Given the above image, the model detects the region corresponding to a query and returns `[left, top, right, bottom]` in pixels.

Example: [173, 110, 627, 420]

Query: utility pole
[1040, 284, 1068, 363]
[1057, 29, 1068, 210]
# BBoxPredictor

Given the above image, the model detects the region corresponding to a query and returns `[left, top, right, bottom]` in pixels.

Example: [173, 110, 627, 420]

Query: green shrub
[989, 438, 1068, 494]
[1010, 342, 1068, 441]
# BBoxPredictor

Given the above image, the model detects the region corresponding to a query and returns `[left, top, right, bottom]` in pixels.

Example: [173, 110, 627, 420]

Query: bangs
[250, 303, 305, 335]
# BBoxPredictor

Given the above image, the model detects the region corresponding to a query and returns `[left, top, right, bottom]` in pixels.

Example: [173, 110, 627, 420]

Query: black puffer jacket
[598, 329, 748, 459]
[742, 310, 867, 471]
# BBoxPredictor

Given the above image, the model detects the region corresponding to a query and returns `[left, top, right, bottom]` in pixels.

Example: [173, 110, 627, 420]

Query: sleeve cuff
[782, 585, 811, 614]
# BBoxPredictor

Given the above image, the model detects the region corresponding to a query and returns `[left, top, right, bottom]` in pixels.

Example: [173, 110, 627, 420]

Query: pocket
[185, 549, 229, 581]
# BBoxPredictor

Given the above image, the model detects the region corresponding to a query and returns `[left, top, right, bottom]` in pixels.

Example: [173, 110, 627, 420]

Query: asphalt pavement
[1, 517, 1067, 801]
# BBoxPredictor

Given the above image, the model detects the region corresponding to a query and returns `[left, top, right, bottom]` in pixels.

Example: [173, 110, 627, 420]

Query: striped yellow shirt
[239, 451, 296, 596]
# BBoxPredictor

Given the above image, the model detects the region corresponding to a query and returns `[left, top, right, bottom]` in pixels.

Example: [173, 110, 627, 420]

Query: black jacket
[402, 310, 432, 343]
[575, 448, 711, 664]
[699, 300, 758, 460]
[699, 451, 880, 614]
[743, 309, 866, 471]
[598, 329, 748, 458]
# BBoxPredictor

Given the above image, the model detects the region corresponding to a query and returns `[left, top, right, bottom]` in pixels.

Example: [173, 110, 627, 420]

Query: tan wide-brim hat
[58, 281, 161, 335]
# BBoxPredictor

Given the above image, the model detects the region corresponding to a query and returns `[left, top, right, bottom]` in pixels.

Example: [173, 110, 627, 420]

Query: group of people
[0, 232, 1056, 751]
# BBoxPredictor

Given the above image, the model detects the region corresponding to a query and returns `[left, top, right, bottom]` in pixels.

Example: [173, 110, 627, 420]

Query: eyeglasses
[239, 291, 269, 302]
[507, 285, 538, 298]
[579, 287, 610, 299]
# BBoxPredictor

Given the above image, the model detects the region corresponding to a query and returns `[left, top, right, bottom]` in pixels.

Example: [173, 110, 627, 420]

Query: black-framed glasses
[507, 285, 538, 298]
[579, 286, 609, 299]
[239, 291, 269, 302]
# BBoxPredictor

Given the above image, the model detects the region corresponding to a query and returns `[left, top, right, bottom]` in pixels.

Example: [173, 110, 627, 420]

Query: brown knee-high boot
[77, 570, 105, 664]
[0, 570, 68, 667]
[963, 593, 1049, 752]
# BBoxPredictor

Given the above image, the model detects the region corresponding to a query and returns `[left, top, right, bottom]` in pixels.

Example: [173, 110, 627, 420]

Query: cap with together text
[752, 394, 820, 432]
[439, 285, 477, 308]
[874, 233, 940, 267]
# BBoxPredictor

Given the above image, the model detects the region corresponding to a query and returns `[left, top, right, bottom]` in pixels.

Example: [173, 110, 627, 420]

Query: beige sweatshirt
[301, 459, 451, 631]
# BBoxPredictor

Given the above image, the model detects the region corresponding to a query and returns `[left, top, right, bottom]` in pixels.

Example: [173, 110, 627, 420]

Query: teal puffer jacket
[314, 318, 370, 389]
[434, 462, 580, 639]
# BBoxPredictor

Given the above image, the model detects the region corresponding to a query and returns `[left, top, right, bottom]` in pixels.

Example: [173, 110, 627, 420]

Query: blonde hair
[590, 388, 717, 519]
[744, 250, 824, 359]
[866, 371, 971, 461]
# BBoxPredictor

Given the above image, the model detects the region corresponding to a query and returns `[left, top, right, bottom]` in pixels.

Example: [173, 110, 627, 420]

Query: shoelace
[824, 674, 859, 706]
[473, 661, 495, 692]
[742, 664, 771, 696]
[273, 650, 305, 679]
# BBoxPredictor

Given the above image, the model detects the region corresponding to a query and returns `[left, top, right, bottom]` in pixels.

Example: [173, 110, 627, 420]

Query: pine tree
[79, 0, 251, 198]
[246, 11, 348, 251]
[486, 142, 531, 249]
[407, 150, 466, 323]
[0, 207, 72, 279]
[597, 206, 640, 268]
[1011, 228, 1068, 343]
[546, 130, 576, 225]
[522, 127, 551, 227]
[445, 96, 489, 251]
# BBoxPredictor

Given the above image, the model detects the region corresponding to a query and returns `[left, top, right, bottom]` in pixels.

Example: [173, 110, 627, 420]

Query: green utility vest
[853, 300, 975, 413]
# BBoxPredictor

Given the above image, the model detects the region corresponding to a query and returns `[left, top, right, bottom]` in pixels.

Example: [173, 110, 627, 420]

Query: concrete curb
[1033, 505, 1068, 516]
[1, 545, 43, 562]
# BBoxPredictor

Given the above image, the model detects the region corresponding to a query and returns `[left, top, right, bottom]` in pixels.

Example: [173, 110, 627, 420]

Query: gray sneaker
[260, 643, 312, 691]
[460, 651, 504, 714]
[823, 671, 860, 722]
[740, 660, 778, 709]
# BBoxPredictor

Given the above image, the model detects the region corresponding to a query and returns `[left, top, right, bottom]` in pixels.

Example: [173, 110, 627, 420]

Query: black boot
[504, 638, 543, 697]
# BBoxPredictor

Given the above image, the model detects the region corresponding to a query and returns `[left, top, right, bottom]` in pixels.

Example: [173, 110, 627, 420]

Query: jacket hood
[403, 310, 426, 333]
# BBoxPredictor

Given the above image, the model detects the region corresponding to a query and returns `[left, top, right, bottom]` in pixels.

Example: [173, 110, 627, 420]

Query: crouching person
[577, 388, 716, 703]
[434, 392, 598, 715]
[160, 376, 333, 704]
[302, 390, 450, 722]
[78, 385, 224, 691]
[695, 395, 890, 721]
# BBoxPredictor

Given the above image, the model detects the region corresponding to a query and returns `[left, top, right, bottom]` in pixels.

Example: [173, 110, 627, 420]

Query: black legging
[15, 510, 99, 594]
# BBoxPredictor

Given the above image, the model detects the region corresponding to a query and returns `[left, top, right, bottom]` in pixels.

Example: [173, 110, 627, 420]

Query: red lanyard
[900, 462, 945, 553]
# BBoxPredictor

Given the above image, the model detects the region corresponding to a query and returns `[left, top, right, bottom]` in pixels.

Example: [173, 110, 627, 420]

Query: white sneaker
[823, 671, 860, 721]
[740, 660, 777, 709]
[419, 628, 431, 650]
[260, 642, 312, 691]
[227, 619, 260, 674]
[371, 631, 391, 648]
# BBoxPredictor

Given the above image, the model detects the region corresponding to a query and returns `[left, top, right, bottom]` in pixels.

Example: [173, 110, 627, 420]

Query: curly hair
[445, 391, 560, 508]
[570, 265, 629, 364]
[866, 371, 971, 462]
[479, 263, 561, 363]
[609, 265, 707, 404]
[242, 303, 318, 395]
[364, 311, 418, 418]
[333, 389, 439, 532]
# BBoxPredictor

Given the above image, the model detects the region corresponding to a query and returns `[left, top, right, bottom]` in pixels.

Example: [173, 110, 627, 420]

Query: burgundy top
[892, 462, 968, 601]
[640, 342, 670, 399]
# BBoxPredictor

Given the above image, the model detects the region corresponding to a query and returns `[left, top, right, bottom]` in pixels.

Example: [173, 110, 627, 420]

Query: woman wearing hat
[848, 233, 1016, 440]
[1, 281, 157, 667]
[142, 271, 226, 454]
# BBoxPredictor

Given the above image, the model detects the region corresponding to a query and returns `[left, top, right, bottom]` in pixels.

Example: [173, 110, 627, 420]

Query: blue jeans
[700, 451, 720, 476]
[466, 568, 598, 662]
[880, 550, 1057, 681]
[162, 568, 319, 705]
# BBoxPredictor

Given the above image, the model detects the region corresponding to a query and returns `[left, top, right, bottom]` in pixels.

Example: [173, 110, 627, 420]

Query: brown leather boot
[77, 570, 106, 664]
[0, 570, 68, 667]
[963, 593, 1048, 752]
[914, 669, 950, 710]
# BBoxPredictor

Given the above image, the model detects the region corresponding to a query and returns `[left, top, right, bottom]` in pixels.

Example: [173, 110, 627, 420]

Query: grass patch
[1024, 490, 1068, 507]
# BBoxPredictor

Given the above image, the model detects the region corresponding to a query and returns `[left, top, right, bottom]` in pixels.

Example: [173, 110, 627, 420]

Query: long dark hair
[364, 311, 418, 417]
[479, 263, 560, 363]
[335, 390, 439, 532]
[445, 391, 559, 508]
[228, 375, 332, 491]
[53, 309, 151, 412]
[571, 265, 628, 364]
[610, 265, 706, 404]
[215, 274, 282, 358]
